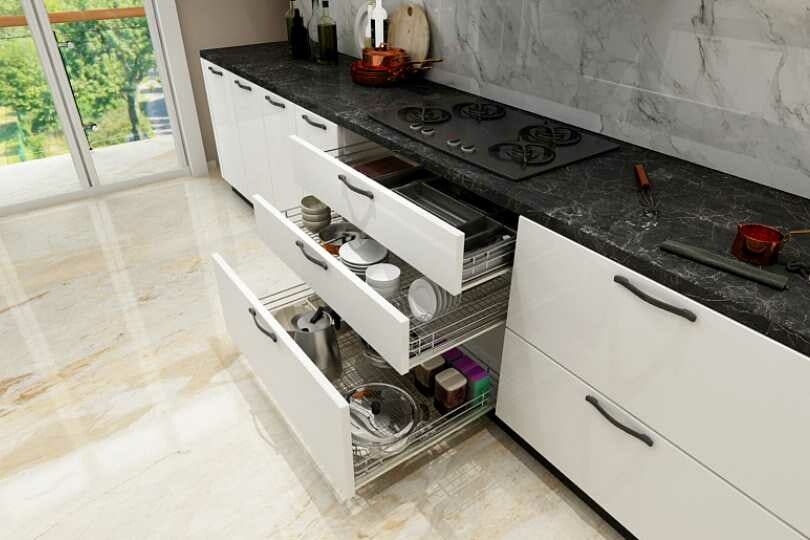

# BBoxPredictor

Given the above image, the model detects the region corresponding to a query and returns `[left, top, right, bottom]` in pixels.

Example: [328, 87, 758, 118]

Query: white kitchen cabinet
[228, 74, 270, 201]
[506, 217, 810, 536]
[497, 329, 800, 540]
[201, 60, 243, 191]
[260, 90, 300, 210]
[294, 106, 340, 150]
[212, 253, 498, 501]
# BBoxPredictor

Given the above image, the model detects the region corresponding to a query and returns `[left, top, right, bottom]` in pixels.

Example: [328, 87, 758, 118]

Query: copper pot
[731, 224, 810, 266]
[352, 45, 442, 87]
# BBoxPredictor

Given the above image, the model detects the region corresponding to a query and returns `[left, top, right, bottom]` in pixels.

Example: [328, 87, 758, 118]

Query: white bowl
[365, 263, 401, 287]
[339, 238, 388, 266]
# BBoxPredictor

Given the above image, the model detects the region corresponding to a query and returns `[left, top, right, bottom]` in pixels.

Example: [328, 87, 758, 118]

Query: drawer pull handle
[613, 275, 697, 323]
[249, 307, 277, 343]
[586, 395, 653, 447]
[296, 240, 328, 270]
[301, 114, 327, 130]
[208, 66, 223, 76]
[234, 80, 252, 91]
[265, 95, 286, 108]
[338, 174, 374, 200]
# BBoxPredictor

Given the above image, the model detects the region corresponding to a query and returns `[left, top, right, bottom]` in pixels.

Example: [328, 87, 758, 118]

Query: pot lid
[346, 383, 419, 448]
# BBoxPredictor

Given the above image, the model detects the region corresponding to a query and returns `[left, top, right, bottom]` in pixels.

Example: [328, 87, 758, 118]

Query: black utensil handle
[613, 275, 697, 323]
[208, 66, 223, 76]
[338, 174, 374, 200]
[301, 114, 327, 130]
[249, 307, 277, 342]
[323, 306, 342, 330]
[265, 95, 286, 108]
[234, 80, 252, 91]
[296, 240, 328, 270]
[585, 395, 653, 447]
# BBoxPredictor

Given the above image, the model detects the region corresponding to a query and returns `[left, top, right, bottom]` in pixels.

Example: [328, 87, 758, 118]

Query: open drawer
[290, 136, 515, 295]
[253, 195, 511, 374]
[213, 254, 498, 501]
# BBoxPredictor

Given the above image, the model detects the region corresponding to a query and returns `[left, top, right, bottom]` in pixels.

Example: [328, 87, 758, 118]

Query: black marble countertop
[202, 42, 810, 358]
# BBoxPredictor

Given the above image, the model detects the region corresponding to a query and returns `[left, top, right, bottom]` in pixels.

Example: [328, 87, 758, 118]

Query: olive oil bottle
[317, 0, 338, 64]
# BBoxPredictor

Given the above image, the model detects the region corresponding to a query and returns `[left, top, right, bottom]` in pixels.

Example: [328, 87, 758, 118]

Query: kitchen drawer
[294, 106, 339, 150]
[507, 217, 810, 535]
[496, 330, 800, 540]
[290, 136, 515, 295]
[253, 195, 510, 375]
[213, 253, 497, 500]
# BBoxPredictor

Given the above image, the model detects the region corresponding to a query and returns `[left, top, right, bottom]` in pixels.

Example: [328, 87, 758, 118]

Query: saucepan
[731, 224, 810, 266]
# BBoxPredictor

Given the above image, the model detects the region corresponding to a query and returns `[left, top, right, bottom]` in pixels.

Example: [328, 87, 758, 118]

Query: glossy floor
[0, 173, 623, 539]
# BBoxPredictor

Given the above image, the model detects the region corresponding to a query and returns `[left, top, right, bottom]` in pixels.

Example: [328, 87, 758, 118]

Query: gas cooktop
[370, 97, 619, 181]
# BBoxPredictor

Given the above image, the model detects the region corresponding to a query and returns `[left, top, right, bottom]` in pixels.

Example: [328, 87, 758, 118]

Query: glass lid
[346, 383, 419, 448]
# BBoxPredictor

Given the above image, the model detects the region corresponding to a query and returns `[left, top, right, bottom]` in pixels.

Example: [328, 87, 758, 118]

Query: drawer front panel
[497, 330, 799, 540]
[212, 254, 354, 499]
[252, 196, 411, 373]
[294, 107, 338, 150]
[507, 217, 810, 534]
[291, 135, 466, 294]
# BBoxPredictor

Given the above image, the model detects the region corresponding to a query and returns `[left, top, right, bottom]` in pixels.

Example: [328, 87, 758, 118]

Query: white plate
[365, 263, 401, 287]
[408, 278, 438, 322]
[339, 238, 388, 266]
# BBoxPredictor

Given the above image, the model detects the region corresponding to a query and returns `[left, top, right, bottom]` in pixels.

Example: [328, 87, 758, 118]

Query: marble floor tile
[0, 173, 623, 539]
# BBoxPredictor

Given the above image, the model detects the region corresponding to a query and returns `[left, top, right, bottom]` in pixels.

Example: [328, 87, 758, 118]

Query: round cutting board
[387, 4, 430, 63]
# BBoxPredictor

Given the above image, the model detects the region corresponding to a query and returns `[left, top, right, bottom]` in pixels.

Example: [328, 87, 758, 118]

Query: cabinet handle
[585, 395, 653, 447]
[338, 174, 374, 200]
[265, 95, 286, 108]
[249, 307, 277, 342]
[613, 275, 697, 323]
[234, 80, 252, 91]
[208, 66, 223, 76]
[295, 240, 328, 270]
[301, 114, 327, 130]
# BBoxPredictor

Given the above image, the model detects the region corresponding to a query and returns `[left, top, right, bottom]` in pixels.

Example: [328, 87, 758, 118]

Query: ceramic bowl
[301, 195, 329, 214]
[365, 263, 401, 288]
[303, 216, 331, 233]
[340, 238, 388, 266]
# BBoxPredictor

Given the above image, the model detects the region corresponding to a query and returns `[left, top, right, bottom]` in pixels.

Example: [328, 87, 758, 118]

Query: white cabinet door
[497, 330, 801, 540]
[228, 74, 269, 200]
[201, 60, 243, 190]
[261, 90, 300, 210]
[294, 106, 339, 150]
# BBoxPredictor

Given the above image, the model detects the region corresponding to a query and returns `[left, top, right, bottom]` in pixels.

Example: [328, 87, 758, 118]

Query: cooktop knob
[446, 138, 462, 147]
[421, 127, 436, 136]
[409, 122, 424, 130]
[460, 144, 477, 153]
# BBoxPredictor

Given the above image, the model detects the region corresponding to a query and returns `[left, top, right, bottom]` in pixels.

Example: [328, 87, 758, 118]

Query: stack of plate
[301, 196, 331, 233]
[339, 237, 388, 278]
[407, 277, 460, 323]
[365, 263, 401, 299]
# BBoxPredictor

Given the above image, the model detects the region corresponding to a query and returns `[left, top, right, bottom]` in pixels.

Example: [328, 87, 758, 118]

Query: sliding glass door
[0, 0, 186, 209]
[0, 0, 85, 206]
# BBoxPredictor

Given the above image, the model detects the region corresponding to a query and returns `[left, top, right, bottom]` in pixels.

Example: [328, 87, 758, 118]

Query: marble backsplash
[296, 0, 810, 199]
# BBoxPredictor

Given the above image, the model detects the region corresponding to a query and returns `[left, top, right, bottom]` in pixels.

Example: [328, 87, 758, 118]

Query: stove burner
[453, 102, 507, 122]
[519, 123, 582, 146]
[489, 142, 555, 168]
[398, 106, 451, 125]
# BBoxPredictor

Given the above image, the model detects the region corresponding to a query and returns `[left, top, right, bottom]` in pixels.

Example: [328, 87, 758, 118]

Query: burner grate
[519, 123, 582, 146]
[398, 106, 452, 125]
[489, 142, 556, 168]
[453, 102, 506, 122]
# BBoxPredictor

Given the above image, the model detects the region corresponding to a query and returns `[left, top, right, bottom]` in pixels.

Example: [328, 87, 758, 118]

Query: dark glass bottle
[285, 1, 296, 52]
[317, 0, 338, 64]
[290, 9, 310, 59]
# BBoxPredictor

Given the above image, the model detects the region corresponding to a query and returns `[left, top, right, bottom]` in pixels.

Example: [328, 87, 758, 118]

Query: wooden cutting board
[387, 4, 430, 63]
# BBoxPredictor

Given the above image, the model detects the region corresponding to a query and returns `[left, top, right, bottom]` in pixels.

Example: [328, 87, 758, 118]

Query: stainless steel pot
[289, 306, 342, 381]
